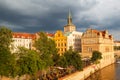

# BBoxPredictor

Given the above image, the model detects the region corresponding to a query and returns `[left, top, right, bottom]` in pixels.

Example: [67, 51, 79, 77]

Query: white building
[64, 31, 83, 52]
[11, 32, 36, 53]
[63, 11, 83, 52]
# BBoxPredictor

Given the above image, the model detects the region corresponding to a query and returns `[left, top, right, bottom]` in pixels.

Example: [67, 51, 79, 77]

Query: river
[85, 63, 120, 80]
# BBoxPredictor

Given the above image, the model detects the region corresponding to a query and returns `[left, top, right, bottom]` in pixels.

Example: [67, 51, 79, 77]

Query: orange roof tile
[91, 29, 112, 39]
[92, 29, 99, 33]
[12, 32, 36, 39]
[46, 33, 54, 37]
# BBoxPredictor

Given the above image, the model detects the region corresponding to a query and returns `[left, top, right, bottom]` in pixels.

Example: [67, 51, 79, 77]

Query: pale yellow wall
[81, 29, 114, 58]
[81, 29, 115, 69]
[64, 25, 76, 33]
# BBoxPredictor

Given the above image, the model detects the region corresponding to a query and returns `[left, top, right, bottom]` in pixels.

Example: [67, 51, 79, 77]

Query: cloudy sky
[0, 0, 120, 40]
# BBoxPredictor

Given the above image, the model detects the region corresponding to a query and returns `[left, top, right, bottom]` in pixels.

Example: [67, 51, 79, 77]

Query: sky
[0, 0, 120, 40]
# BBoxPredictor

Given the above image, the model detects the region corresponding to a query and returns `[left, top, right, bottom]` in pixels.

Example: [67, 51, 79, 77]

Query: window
[65, 43, 66, 46]
[88, 48, 92, 52]
[61, 48, 63, 51]
[61, 43, 63, 46]
[58, 43, 60, 47]
[65, 48, 66, 51]
[105, 47, 109, 52]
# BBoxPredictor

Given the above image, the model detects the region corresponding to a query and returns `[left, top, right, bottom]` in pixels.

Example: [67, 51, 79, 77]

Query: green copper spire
[68, 10, 72, 25]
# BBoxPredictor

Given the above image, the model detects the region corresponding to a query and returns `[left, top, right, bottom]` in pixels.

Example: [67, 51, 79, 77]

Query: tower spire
[64, 10, 76, 32]
[68, 10, 72, 25]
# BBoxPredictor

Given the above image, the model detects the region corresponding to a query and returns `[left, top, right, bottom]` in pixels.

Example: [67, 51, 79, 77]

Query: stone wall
[59, 64, 100, 80]
[59, 60, 114, 80]
[0, 75, 30, 80]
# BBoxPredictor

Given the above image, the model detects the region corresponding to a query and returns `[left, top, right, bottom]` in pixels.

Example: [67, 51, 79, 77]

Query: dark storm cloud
[0, 0, 120, 40]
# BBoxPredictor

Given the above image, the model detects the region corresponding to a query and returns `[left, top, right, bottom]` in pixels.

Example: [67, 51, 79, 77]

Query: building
[64, 31, 82, 52]
[11, 32, 36, 53]
[64, 11, 82, 52]
[81, 28, 115, 67]
[53, 11, 83, 54]
[114, 41, 120, 47]
[64, 11, 76, 33]
[114, 41, 120, 51]
[53, 30, 67, 55]
[46, 32, 54, 39]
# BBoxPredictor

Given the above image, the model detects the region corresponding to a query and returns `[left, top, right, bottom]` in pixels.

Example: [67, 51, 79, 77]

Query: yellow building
[53, 30, 67, 55]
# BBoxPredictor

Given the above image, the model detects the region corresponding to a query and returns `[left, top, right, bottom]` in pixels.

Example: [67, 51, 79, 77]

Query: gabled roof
[86, 29, 112, 39]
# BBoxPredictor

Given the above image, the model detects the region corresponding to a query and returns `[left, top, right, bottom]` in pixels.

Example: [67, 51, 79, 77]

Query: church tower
[64, 11, 76, 32]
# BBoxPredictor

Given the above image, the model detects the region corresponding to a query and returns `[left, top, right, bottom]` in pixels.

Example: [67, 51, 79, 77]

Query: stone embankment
[59, 64, 101, 80]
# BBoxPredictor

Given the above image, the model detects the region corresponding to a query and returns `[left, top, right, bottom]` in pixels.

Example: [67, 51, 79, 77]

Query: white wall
[67, 31, 82, 52]
[11, 38, 32, 53]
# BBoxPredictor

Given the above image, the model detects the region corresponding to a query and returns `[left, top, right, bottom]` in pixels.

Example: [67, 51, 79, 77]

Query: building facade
[81, 28, 115, 67]
[114, 41, 120, 47]
[11, 32, 36, 53]
[114, 41, 120, 51]
[53, 30, 67, 55]
[65, 31, 82, 52]
[53, 11, 83, 55]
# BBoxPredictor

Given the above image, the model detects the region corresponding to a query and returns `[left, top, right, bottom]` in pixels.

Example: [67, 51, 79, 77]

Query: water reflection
[85, 64, 120, 80]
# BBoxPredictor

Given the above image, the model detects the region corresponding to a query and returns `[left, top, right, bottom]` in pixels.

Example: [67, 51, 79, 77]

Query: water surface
[85, 63, 120, 80]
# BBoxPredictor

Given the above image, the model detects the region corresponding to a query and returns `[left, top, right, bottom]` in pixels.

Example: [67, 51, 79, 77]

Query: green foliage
[0, 47, 14, 77]
[91, 51, 102, 64]
[57, 56, 68, 68]
[34, 32, 58, 67]
[16, 47, 46, 76]
[0, 27, 17, 77]
[114, 46, 120, 51]
[0, 27, 84, 79]
[57, 48, 83, 70]
[0, 26, 12, 48]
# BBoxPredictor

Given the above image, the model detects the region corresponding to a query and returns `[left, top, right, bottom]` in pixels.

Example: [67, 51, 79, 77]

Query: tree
[57, 56, 68, 68]
[57, 47, 83, 70]
[0, 26, 17, 77]
[0, 47, 16, 77]
[34, 32, 58, 67]
[114, 46, 120, 51]
[0, 26, 12, 48]
[15, 47, 46, 78]
[91, 51, 102, 64]
[64, 48, 83, 70]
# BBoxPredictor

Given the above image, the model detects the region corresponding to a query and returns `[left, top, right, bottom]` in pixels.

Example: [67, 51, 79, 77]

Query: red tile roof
[46, 33, 54, 37]
[92, 29, 99, 33]
[13, 32, 36, 39]
[91, 29, 112, 39]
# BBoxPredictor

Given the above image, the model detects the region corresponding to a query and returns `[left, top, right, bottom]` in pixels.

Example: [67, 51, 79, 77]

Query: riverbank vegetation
[0, 27, 83, 80]
[114, 46, 120, 51]
[91, 51, 102, 64]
